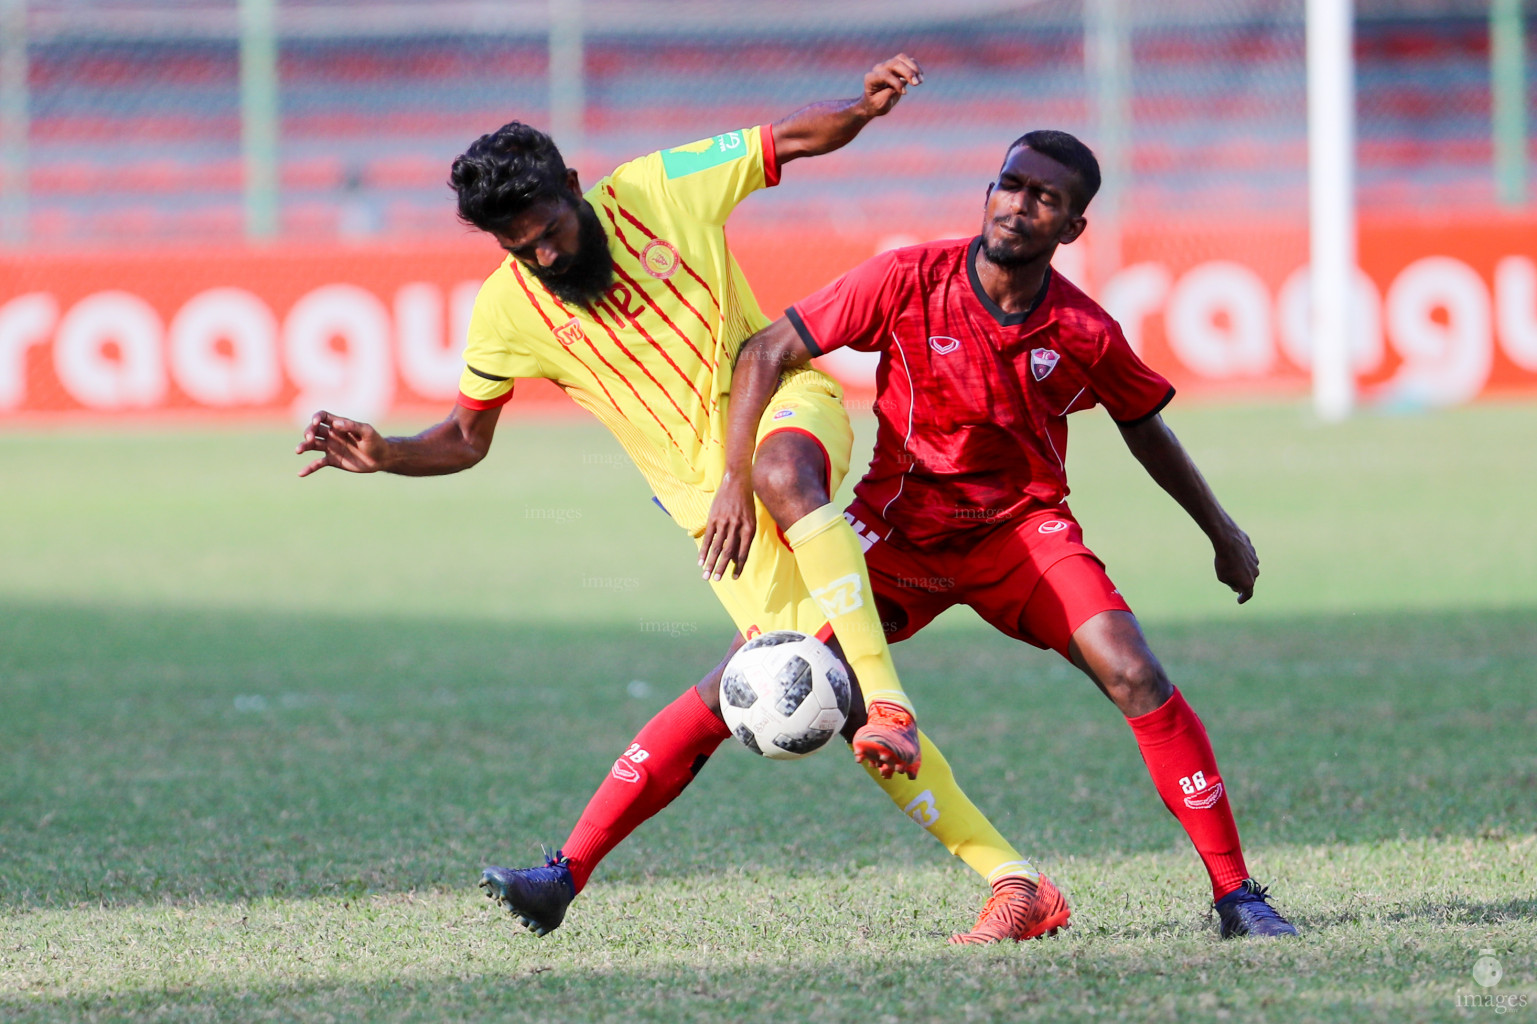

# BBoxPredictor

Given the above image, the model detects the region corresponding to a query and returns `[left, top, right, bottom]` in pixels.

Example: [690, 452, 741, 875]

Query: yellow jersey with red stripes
[457, 125, 782, 534]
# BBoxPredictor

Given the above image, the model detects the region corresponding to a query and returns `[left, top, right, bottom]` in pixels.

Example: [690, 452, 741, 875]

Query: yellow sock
[863, 730, 1039, 885]
[784, 503, 912, 713]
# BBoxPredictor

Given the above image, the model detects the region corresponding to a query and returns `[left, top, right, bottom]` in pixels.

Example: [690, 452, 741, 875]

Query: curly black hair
[449, 121, 571, 233]
[1005, 130, 1102, 214]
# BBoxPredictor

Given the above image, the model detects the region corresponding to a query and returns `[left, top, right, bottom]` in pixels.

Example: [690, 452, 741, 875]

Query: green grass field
[1, 402, 1534, 1022]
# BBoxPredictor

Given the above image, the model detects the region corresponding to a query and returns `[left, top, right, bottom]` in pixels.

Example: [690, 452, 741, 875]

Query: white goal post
[1307, 0, 1356, 422]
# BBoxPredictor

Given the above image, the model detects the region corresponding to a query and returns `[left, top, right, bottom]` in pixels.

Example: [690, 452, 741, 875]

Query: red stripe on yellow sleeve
[457, 389, 514, 411]
[759, 123, 780, 188]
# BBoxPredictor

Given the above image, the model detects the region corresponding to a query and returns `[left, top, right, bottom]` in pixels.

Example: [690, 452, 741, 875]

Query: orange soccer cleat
[949, 875, 1072, 945]
[851, 700, 922, 779]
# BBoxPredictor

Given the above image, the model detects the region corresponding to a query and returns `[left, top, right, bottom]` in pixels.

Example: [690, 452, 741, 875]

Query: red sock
[1125, 687, 1249, 901]
[560, 686, 730, 894]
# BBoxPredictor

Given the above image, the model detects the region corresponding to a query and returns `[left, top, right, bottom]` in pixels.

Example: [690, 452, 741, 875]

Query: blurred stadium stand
[5, 0, 1531, 249]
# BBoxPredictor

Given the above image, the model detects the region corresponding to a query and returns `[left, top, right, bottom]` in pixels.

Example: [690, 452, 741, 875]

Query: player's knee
[749, 454, 792, 502]
[1104, 656, 1170, 712]
[751, 450, 826, 524]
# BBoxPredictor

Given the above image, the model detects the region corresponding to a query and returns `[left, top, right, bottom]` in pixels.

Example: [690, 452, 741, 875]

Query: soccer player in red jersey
[520, 130, 1296, 943]
[699, 129, 1298, 940]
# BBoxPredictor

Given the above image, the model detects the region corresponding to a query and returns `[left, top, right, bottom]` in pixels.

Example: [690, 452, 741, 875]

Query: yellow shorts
[704, 367, 853, 640]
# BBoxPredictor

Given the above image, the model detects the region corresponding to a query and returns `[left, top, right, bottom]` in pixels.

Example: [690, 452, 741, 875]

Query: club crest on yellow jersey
[642, 238, 681, 279]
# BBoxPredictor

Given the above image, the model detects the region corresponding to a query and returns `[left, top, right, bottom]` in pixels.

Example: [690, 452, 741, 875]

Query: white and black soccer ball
[719, 631, 852, 760]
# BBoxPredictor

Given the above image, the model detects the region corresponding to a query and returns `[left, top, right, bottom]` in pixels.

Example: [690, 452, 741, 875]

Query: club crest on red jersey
[554, 317, 586, 347]
[928, 336, 960, 354]
[1030, 347, 1060, 380]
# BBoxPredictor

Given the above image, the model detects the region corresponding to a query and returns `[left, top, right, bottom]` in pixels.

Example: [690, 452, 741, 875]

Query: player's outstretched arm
[296, 404, 501, 478]
[1118, 414, 1259, 604]
[698, 318, 815, 580]
[770, 53, 923, 166]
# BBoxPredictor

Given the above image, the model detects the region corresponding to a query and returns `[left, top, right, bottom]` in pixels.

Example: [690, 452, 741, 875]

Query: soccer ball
[720, 631, 852, 760]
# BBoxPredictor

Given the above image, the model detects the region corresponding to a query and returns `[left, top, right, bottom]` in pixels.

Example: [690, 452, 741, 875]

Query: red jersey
[787, 236, 1173, 546]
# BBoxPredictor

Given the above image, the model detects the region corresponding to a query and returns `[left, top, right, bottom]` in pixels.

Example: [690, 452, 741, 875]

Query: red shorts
[845, 499, 1132, 658]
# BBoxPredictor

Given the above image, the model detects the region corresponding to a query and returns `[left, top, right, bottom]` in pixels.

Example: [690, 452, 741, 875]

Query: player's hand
[856, 54, 923, 119]
[1212, 520, 1259, 604]
[295, 411, 388, 477]
[698, 471, 757, 581]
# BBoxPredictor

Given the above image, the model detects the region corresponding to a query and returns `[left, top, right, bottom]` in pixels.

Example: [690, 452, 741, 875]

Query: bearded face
[524, 199, 615, 307]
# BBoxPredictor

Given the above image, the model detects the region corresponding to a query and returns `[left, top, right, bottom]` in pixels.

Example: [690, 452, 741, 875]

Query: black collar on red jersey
[967, 235, 1053, 327]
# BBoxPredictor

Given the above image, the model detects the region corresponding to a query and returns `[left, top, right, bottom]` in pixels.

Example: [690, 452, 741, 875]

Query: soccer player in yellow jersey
[297, 55, 1051, 941]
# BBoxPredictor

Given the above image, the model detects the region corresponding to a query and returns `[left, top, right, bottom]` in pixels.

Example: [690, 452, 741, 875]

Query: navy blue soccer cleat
[1214, 879, 1298, 938]
[480, 850, 576, 937]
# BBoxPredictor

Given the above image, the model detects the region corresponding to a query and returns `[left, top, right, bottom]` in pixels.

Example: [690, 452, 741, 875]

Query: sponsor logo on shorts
[1030, 347, 1060, 380]
[641, 238, 680, 279]
[928, 336, 961, 355]
[772, 408, 795, 419]
[1038, 519, 1070, 534]
[812, 574, 864, 617]
[555, 318, 586, 347]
